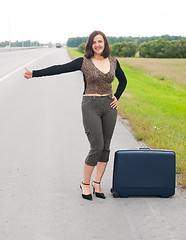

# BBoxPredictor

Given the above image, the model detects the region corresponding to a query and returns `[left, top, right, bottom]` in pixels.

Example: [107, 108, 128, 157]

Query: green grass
[118, 57, 186, 85]
[67, 47, 186, 186]
[67, 47, 83, 58]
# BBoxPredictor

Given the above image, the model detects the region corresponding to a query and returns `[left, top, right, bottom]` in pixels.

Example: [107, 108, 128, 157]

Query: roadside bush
[139, 39, 186, 58]
[110, 42, 137, 57]
[77, 43, 85, 53]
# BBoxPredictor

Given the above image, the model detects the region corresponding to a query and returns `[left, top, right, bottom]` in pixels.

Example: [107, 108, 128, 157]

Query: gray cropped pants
[81, 95, 117, 166]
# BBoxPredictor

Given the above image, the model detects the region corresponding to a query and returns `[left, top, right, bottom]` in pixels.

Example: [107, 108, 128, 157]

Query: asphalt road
[0, 48, 185, 240]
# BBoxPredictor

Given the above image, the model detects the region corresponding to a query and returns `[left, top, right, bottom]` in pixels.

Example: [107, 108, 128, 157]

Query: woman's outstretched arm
[24, 57, 83, 79]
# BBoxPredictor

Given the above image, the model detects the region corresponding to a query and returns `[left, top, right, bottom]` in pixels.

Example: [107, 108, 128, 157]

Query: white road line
[0, 50, 56, 83]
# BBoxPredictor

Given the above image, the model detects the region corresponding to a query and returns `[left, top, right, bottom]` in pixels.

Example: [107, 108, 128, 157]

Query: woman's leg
[99, 107, 117, 164]
[81, 97, 104, 166]
[93, 96, 117, 193]
[81, 163, 94, 195]
[81, 97, 104, 195]
[93, 162, 107, 193]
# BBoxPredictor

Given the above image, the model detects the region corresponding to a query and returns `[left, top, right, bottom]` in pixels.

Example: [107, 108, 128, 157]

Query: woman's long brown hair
[84, 30, 110, 58]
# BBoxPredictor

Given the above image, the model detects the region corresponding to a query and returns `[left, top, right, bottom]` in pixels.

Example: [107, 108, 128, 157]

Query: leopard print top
[81, 55, 117, 95]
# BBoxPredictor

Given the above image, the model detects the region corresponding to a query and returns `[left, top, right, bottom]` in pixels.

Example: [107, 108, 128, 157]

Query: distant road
[0, 46, 43, 53]
[0, 48, 185, 240]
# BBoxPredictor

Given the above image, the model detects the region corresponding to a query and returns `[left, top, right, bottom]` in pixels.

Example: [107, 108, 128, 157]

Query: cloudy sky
[1, 0, 185, 44]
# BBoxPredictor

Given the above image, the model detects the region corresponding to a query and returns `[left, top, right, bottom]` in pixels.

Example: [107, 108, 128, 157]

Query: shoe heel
[92, 186, 95, 194]
[80, 182, 92, 201]
[92, 181, 106, 199]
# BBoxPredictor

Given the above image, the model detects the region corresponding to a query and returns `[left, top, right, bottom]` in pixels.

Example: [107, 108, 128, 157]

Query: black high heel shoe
[80, 182, 92, 200]
[92, 181, 106, 199]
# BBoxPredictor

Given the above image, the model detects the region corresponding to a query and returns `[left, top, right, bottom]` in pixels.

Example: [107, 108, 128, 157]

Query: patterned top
[81, 56, 117, 95]
[32, 56, 127, 100]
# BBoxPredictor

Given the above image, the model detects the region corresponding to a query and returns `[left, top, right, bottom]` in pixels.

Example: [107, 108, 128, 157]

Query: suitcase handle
[139, 147, 151, 150]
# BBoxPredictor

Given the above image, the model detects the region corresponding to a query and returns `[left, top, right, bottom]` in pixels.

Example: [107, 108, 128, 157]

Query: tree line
[77, 42, 138, 57]
[76, 38, 186, 58]
[67, 35, 185, 47]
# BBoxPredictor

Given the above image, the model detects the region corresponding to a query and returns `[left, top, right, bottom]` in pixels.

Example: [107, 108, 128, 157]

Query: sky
[0, 0, 186, 44]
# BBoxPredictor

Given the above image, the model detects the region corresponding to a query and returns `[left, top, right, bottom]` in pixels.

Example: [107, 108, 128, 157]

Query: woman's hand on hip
[24, 67, 32, 79]
[110, 96, 118, 109]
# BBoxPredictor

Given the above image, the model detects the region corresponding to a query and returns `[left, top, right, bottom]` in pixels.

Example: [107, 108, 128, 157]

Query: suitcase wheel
[110, 188, 113, 193]
[113, 191, 120, 198]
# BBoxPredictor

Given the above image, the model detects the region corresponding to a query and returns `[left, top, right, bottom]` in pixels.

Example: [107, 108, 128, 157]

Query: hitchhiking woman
[24, 30, 127, 200]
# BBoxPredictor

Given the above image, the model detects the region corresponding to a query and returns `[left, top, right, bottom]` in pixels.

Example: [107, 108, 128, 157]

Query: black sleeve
[114, 59, 127, 100]
[32, 57, 83, 78]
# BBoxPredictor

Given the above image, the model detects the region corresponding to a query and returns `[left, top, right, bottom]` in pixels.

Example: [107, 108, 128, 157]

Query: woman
[24, 30, 127, 200]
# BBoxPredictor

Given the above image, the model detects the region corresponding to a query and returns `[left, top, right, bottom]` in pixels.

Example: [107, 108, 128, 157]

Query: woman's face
[92, 34, 105, 55]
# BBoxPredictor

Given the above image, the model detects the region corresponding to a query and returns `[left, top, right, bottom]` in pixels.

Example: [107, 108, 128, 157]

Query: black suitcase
[111, 148, 176, 198]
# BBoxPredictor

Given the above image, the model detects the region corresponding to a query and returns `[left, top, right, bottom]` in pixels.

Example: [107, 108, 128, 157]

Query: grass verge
[67, 47, 186, 187]
[118, 57, 186, 85]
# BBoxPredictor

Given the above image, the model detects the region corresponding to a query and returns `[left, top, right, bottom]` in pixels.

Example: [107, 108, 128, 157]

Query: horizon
[1, 34, 186, 45]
